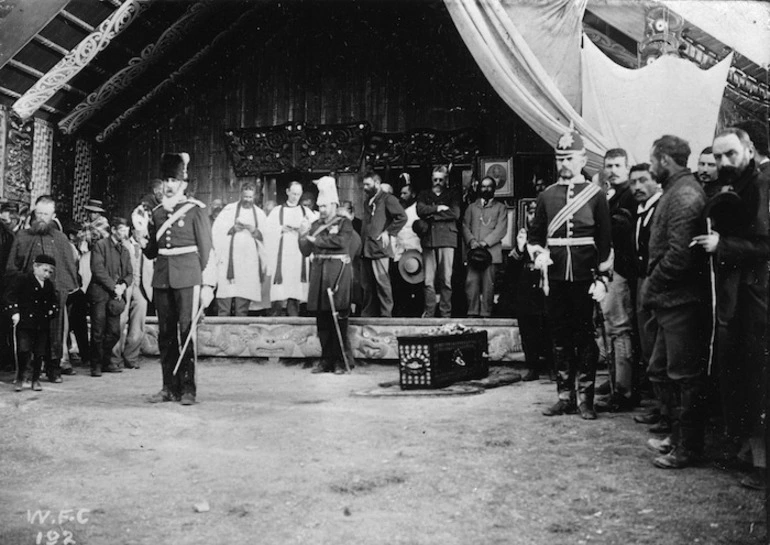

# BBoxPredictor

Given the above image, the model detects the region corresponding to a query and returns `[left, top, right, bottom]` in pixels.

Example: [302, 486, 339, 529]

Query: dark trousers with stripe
[155, 287, 197, 397]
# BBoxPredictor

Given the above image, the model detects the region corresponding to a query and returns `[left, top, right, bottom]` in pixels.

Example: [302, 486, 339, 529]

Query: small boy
[4, 254, 58, 391]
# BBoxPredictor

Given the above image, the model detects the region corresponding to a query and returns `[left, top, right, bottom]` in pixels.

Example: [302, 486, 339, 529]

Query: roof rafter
[59, 0, 214, 134]
[0, 86, 63, 115]
[58, 10, 96, 33]
[11, 0, 155, 120]
[97, 4, 263, 143]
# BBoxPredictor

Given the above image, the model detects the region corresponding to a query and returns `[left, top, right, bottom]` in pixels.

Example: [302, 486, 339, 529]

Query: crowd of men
[1, 119, 768, 489]
[525, 121, 769, 490]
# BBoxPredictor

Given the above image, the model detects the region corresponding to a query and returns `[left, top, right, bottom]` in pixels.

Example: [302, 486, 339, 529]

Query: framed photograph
[517, 198, 537, 232]
[479, 156, 514, 198]
[500, 207, 517, 250]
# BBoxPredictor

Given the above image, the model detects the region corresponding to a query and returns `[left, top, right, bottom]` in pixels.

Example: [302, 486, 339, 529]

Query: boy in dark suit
[4, 254, 58, 391]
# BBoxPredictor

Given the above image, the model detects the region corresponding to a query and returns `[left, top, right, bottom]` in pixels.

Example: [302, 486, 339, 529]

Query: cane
[173, 304, 206, 376]
[705, 218, 717, 376]
[12, 322, 19, 383]
[327, 259, 351, 373]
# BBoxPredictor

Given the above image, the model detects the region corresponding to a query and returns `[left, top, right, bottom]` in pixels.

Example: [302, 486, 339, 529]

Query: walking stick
[173, 304, 206, 376]
[706, 218, 717, 376]
[12, 322, 18, 383]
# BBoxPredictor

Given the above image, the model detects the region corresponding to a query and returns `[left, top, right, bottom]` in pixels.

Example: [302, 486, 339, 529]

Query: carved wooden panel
[2, 109, 33, 203]
[224, 121, 371, 176]
[364, 127, 481, 169]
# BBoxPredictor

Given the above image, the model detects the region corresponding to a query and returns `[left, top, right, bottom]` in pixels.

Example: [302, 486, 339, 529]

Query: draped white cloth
[212, 203, 268, 302]
[444, 0, 611, 170]
[445, 0, 734, 172]
[581, 37, 733, 169]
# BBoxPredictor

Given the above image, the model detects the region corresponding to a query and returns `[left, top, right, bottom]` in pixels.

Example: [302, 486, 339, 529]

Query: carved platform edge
[140, 317, 523, 362]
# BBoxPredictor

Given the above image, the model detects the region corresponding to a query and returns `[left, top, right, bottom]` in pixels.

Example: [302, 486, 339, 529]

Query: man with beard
[598, 149, 638, 412]
[692, 128, 770, 485]
[696, 147, 720, 197]
[6, 195, 79, 383]
[299, 176, 357, 374]
[640, 135, 709, 469]
[211, 183, 268, 316]
[139, 153, 216, 405]
[416, 165, 461, 318]
[264, 181, 317, 316]
[360, 172, 406, 317]
[392, 182, 424, 316]
[462, 176, 507, 317]
[528, 129, 612, 420]
[87, 217, 132, 376]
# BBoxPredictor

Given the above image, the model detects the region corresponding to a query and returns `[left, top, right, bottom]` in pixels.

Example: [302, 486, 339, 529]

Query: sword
[327, 260, 351, 373]
[173, 304, 206, 376]
[592, 270, 615, 398]
[705, 218, 717, 376]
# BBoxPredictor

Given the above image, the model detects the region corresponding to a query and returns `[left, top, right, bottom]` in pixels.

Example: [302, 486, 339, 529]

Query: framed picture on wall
[500, 207, 517, 250]
[479, 156, 514, 198]
[517, 198, 537, 231]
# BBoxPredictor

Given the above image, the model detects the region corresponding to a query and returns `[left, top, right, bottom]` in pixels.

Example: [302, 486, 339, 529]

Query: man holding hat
[462, 175, 508, 317]
[528, 128, 612, 420]
[391, 182, 424, 316]
[136, 152, 216, 405]
[299, 176, 358, 374]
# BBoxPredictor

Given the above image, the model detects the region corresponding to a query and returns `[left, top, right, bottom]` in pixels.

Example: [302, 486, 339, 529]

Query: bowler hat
[398, 249, 425, 284]
[467, 247, 492, 270]
[84, 199, 106, 213]
[108, 298, 126, 317]
[412, 219, 430, 238]
[702, 190, 747, 234]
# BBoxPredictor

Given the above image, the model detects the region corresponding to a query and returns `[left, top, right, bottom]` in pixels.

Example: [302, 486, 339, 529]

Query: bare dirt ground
[0, 358, 765, 545]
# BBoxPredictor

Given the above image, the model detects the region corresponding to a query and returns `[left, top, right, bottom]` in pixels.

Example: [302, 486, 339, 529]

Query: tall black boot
[542, 347, 577, 416]
[649, 382, 674, 434]
[576, 341, 598, 420]
[654, 378, 704, 469]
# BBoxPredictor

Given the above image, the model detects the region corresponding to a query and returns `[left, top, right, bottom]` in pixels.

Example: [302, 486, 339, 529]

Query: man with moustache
[416, 165, 461, 318]
[462, 176, 508, 317]
[299, 176, 357, 374]
[360, 172, 406, 317]
[138, 153, 216, 405]
[211, 182, 268, 316]
[696, 147, 720, 198]
[392, 182, 423, 317]
[693, 128, 770, 485]
[87, 217, 133, 376]
[264, 181, 317, 316]
[627, 164, 668, 431]
[640, 135, 709, 469]
[736, 120, 770, 176]
[6, 195, 79, 383]
[598, 148, 639, 412]
[528, 129, 612, 420]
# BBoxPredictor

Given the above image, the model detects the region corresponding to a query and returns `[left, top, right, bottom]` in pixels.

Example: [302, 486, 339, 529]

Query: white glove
[533, 251, 553, 271]
[200, 285, 215, 310]
[588, 280, 607, 303]
[11, 313, 19, 326]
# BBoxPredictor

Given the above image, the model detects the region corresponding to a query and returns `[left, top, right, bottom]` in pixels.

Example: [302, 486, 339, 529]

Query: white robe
[264, 204, 317, 303]
[212, 202, 268, 302]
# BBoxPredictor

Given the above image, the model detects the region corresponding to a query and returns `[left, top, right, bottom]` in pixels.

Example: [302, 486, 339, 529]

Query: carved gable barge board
[96, 3, 263, 143]
[59, 0, 215, 135]
[224, 122, 371, 176]
[364, 127, 482, 169]
[12, 0, 154, 120]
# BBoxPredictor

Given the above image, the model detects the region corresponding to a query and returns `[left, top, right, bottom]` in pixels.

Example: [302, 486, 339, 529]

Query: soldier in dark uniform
[136, 153, 216, 405]
[528, 129, 613, 420]
[299, 176, 358, 374]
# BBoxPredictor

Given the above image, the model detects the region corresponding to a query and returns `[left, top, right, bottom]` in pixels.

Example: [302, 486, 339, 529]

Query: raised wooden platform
[141, 317, 523, 362]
